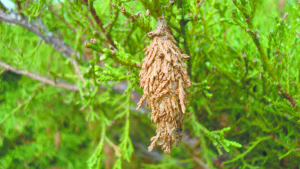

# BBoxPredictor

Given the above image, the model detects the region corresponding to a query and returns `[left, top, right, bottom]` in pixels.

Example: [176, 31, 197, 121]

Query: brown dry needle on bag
[137, 16, 191, 155]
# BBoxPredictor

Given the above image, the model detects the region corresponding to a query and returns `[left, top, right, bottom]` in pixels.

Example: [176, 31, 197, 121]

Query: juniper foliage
[0, 0, 299, 168]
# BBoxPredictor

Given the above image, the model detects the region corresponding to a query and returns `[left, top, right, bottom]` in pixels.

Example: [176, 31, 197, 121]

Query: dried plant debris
[137, 16, 191, 154]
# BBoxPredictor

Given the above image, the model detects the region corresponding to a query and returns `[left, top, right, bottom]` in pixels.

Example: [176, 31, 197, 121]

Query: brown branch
[0, 61, 78, 91]
[277, 83, 297, 108]
[85, 13, 99, 32]
[82, 0, 117, 49]
[0, 10, 84, 82]
[16, 0, 22, 12]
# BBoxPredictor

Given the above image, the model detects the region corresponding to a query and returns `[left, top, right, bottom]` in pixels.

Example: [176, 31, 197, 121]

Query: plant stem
[178, 0, 192, 77]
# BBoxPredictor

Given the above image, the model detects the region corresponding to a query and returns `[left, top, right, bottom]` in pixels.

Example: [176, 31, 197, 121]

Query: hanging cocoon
[137, 16, 191, 154]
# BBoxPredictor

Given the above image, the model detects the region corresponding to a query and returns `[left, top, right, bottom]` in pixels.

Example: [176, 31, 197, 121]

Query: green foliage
[0, 0, 300, 169]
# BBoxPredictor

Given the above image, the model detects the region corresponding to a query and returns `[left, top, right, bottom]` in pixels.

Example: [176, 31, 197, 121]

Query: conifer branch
[232, 2, 277, 81]
[139, 0, 162, 17]
[0, 61, 79, 91]
[178, 0, 192, 77]
[0, 61, 150, 113]
[0, 84, 44, 125]
[48, 6, 76, 33]
[82, 0, 117, 49]
[0, 9, 85, 82]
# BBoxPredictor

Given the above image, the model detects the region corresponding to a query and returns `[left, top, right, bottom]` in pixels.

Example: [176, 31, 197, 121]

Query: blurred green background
[0, 0, 299, 168]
